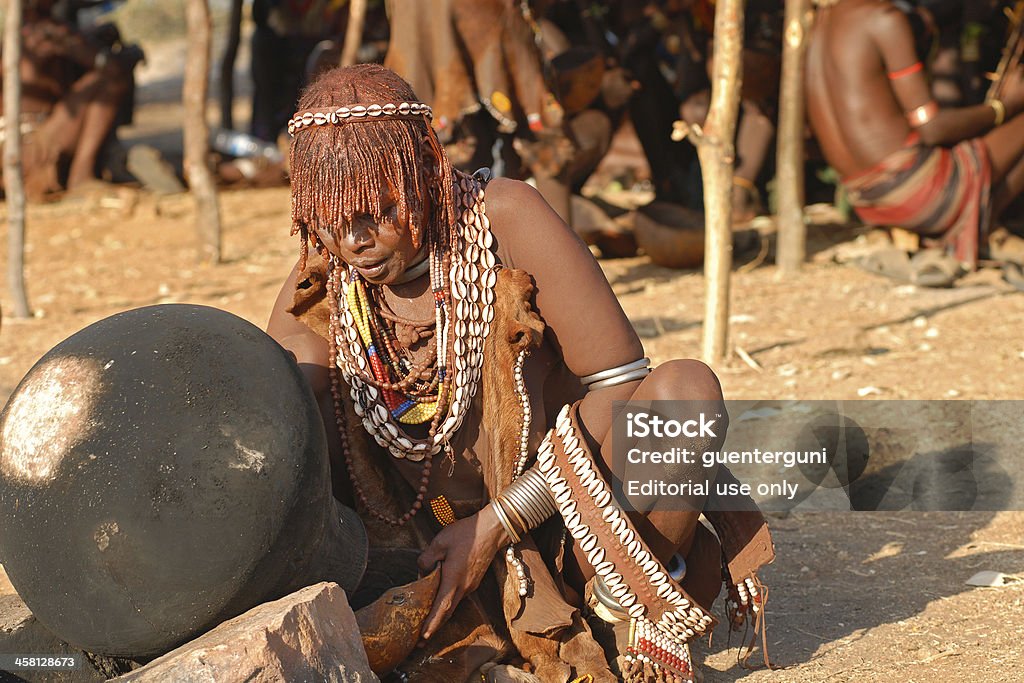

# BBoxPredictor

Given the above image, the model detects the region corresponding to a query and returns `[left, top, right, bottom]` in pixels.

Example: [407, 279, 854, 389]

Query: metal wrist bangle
[502, 487, 540, 529]
[580, 357, 650, 386]
[990, 98, 1007, 127]
[510, 482, 548, 529]
[587, 366, 651, 391]
[502, 467, 557, 531]
[496, 494, 528, 538]
[518, 468, 558, 525]
[504, 482, 545, 530]
[491, 499, 521, 544]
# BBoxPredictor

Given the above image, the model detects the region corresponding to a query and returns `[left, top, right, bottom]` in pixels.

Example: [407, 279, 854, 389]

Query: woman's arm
[485, 178, 646, 452]
[266, 261, 352, 505]
[871, 6, 1022, 146]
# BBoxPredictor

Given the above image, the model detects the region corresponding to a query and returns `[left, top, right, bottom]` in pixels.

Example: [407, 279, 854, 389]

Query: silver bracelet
[580, 358, 651, 387]
[490, 498, 521, 544]
[500, 467, 557, 532]
[506, 470, 553, 527]
[586, 366, 651, 390]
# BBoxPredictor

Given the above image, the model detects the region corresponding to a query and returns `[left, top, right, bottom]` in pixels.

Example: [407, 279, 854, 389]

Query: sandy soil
[1, 34, 1022, 683]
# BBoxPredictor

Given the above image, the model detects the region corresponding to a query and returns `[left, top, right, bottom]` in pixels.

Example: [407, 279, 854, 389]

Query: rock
[113, 583, 378, 683]
[0, 565, 14, 597]
[0, 594, 113, 682]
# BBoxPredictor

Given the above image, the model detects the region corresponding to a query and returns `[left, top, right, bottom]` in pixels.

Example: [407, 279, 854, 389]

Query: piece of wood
[340, 0, 368, 67]
[184, 0, 222, 264]
[218, 0, 245, 130]
[4, 0, 31, 318]
[693, 0, 745, 363]
[987, 2, 1024, 102]
[890, 227, 920, 252]
[776, 0, 812, 274]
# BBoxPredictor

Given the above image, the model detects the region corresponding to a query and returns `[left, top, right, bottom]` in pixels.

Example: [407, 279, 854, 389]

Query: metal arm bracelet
[580, 357, 651, 391]
[491, 467, 558, 542]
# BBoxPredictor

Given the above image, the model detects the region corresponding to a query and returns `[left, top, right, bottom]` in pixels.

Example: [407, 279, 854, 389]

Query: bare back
[806, 0, 916, 176]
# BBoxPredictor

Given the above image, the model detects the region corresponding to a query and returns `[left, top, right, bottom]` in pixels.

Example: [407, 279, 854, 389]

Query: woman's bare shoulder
[481, 178, 643, 374]
[483, 177, 585, 262]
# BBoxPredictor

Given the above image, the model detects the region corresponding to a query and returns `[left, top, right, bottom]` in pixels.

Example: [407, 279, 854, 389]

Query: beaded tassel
[623, 617, 694, 683]
[429, 495, 456, 526]
[728, 576, 764, 628]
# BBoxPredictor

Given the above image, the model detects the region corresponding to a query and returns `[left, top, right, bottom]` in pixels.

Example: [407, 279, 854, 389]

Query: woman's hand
[416, 504, 508, 641]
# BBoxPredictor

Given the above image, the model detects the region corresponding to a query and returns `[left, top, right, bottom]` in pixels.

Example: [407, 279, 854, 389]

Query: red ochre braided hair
[288, 64, 458, 270]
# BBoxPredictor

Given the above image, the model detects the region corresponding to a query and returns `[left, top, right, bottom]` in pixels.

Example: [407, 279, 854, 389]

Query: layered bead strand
[327, 258, 439, 527]
[345, 273, 441, 424]
[332, 172, 497, 463]
[502, 348, 533, 597]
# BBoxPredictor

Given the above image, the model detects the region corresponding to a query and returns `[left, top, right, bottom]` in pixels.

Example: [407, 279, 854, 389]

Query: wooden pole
[694, 0, 744, 363]
[184, 0, 222, 264]
[4, 0, 31, 318]
[776, 0, 812, 274]
[340, 0, 368, 67]
[218, 0, 245, 130]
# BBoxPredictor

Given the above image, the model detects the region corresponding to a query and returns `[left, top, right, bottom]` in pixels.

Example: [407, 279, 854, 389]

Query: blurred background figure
[1, 0, 143, 200]
[677, 0, 783, 224]
[248, 0, 389, 143]
[384, 0, 577, 220]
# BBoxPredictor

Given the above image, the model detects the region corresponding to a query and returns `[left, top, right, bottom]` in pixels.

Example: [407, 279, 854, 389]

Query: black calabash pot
[0, 304, 366, 658]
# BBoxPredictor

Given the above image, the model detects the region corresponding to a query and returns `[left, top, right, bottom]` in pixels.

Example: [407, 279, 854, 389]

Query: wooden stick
[218, 0, 245, 130]
[776, 0, 812, 274]
[4, 0, 31, 318]
[987, 2, 1024, 102]
[735, 346, 763, 371]
[340, 0, 368, 67]
[697, 0, 744, 363]
[184, 0, 222, 264]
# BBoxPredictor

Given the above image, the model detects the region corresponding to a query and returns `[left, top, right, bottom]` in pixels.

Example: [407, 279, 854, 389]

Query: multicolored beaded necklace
[345, 265, 443, 425]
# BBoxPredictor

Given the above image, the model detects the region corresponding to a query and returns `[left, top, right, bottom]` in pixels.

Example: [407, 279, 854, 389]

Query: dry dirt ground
[1, 34, 1023, 683]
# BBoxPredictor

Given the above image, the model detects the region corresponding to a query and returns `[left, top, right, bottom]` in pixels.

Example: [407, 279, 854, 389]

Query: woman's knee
[645, 359, 724, 402]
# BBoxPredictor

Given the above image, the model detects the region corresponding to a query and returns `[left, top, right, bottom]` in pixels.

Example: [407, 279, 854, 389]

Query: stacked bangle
[490, 467, 558, 543]
[492, 498, 521, 544]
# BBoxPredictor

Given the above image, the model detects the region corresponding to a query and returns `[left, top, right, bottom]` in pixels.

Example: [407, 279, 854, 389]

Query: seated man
[807, 0, 1024, 281]
[1, 0, 140, 199]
